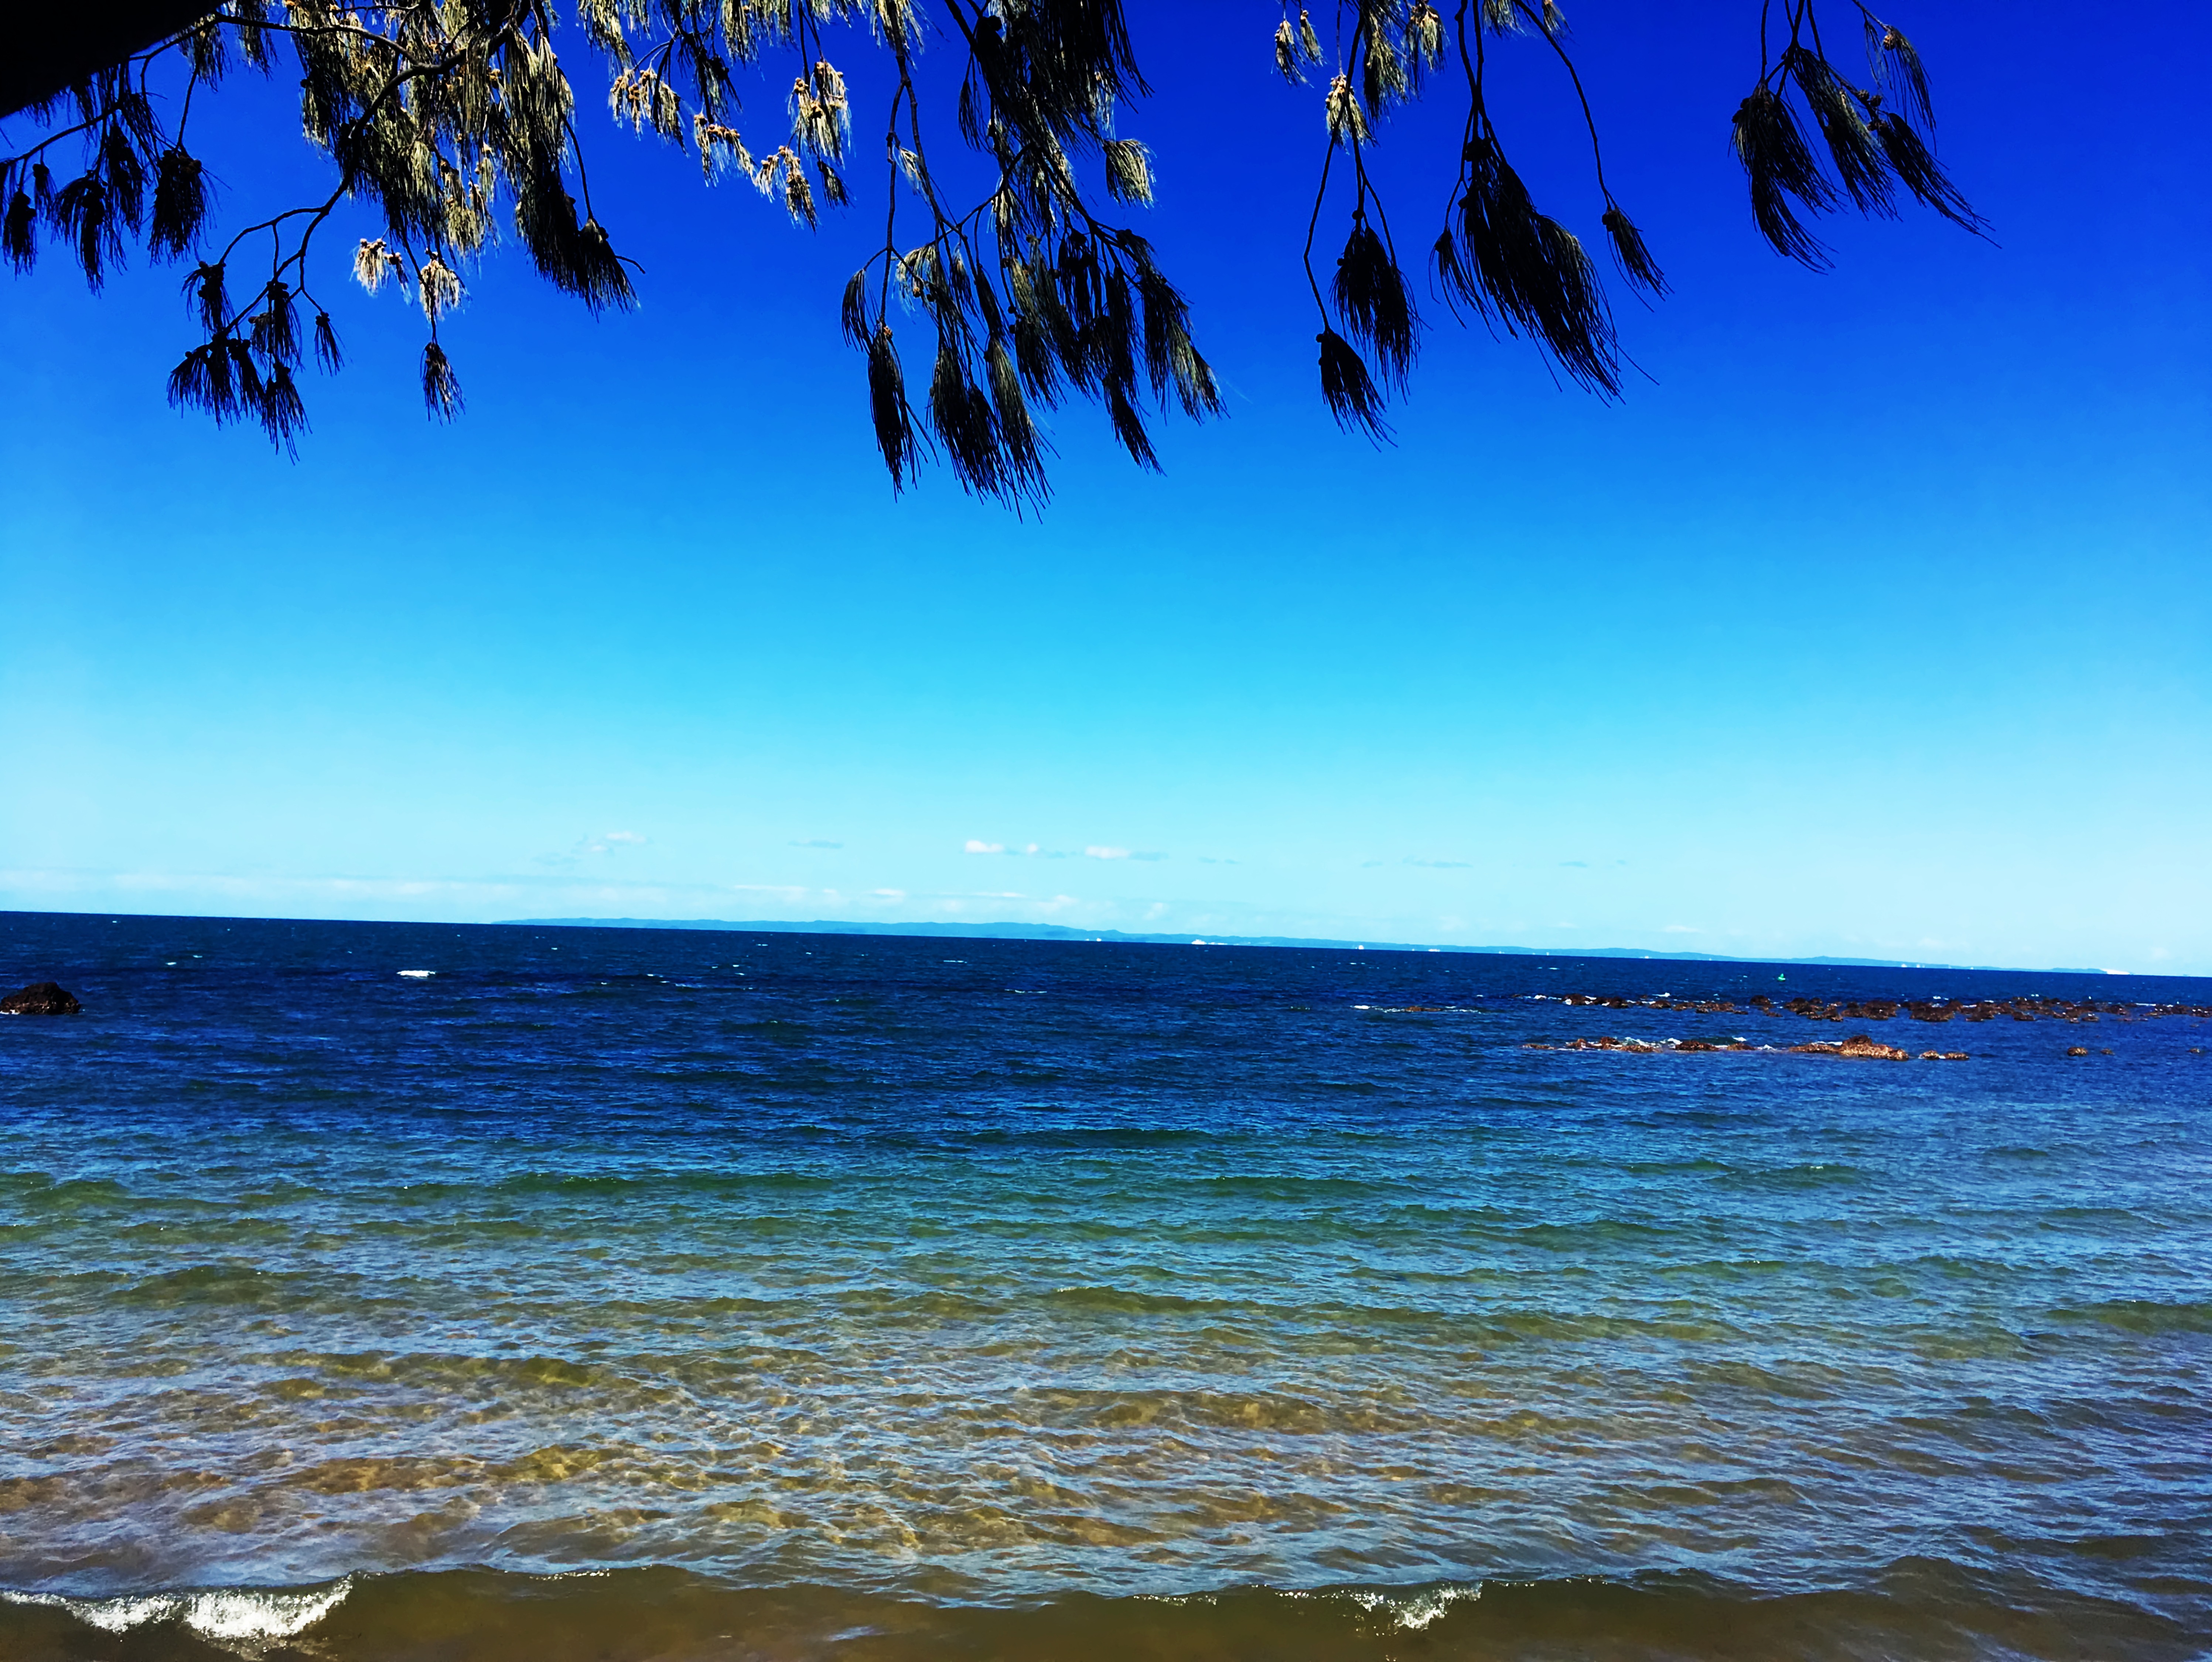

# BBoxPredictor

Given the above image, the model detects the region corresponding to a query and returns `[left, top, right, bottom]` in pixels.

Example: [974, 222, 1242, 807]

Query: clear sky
[3, 3, 2207, 972]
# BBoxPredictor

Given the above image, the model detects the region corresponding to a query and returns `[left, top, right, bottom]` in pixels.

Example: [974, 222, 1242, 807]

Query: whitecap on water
[1348, 1583, 1479, 1631]
[5, 1577, 352, 1645]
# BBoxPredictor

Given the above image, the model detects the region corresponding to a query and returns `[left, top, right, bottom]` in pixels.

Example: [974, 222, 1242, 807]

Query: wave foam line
[4, 1577, 352, 1641]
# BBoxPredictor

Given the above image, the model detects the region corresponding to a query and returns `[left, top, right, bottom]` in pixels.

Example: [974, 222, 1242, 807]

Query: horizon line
[0, 906, 2167, 980]
[495, 915, 2138, 978]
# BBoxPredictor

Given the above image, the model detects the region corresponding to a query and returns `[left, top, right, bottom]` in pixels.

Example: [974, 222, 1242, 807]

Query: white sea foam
[5, 1593, 178, 1634]
[1349, 1583, 1479, 1631]
[6, 1578, 352, 1644]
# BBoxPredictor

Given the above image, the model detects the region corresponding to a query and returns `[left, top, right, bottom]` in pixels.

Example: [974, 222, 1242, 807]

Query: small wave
[5, 1563, 2197, 1662]
[5, 1577, 351, 1643]
[2053, 1299, 2212, 1335]
[1349, 1582, 1480, 1630]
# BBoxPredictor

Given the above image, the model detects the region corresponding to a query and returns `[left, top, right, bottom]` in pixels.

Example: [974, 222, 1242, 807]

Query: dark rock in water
[2065, 1046, 2089, 1057]
[1, 981, 81, 1015]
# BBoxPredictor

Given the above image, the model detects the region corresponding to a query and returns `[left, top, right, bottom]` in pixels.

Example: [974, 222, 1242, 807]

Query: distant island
[501, 917, 2121, 975]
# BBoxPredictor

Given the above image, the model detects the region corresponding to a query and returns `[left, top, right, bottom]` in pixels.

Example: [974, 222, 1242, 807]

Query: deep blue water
[1, 911, 2208, 1660]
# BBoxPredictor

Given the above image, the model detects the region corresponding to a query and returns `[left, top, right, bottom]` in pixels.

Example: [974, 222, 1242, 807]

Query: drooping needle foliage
[1, 0, 1983, 503]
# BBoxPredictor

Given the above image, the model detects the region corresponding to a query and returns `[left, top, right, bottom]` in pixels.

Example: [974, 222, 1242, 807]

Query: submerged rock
[1, 981, 81, 1015]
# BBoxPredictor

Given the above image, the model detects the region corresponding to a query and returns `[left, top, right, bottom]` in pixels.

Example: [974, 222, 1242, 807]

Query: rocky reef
[1, 982, 82, 1015]
[1549, 989, 2210, 1025]
[1516, 980, 2212, 1061]
[1528, 1032, 1968, 1061]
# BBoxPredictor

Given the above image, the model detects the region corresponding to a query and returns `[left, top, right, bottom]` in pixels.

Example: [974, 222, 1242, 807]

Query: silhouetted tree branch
[1, 0, 1985, 505]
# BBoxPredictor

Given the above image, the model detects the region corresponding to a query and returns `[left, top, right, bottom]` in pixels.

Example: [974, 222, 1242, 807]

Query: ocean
[1, 910, 2207, 1660]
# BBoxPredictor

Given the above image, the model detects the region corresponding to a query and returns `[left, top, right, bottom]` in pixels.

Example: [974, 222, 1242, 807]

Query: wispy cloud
[538, 830, 649, 868]
[1560, 859, 1589, 868]
[1405, 858, 1471, 869]
[967, 841, 1165, 862]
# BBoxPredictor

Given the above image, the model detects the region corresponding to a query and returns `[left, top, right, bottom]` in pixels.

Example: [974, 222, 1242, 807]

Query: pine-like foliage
[0, 0, 1984, 498]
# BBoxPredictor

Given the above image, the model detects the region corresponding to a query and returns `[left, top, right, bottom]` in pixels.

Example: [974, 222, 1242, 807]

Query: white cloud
[964, 841, 1098, 859]
[542, 830, 648, 862]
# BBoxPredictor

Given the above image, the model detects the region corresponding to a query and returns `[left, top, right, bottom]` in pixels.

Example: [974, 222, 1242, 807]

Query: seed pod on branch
[421, 339, 463, 421]
[1783, 47, 1892, 216]
[1317, 327, 1388, 440]
[1104, 139, 1152, 206]
[148, 148, 206, 261]
[1440, 130, 1617, 393]
[1324, 74, 1370, 147]
[929, 336, 1007, 496]
[1332, 218, 1418, 388]
[1864, 17, 1936, 130]
[184, 260, 227, 333]
[866, 321, 922, 493]
[1872, 114, 1987, 233]
[258, 360, 307, 455]
[1601, 205, 1667, 296]
[3, 188, 33, 272]
[984, 331, 1049, 507]
[249, 279, 299, 368]
[1733, 86, 1836, 268]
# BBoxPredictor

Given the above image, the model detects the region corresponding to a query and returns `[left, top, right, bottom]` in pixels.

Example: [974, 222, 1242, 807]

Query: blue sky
[3, 3, 2207, 972]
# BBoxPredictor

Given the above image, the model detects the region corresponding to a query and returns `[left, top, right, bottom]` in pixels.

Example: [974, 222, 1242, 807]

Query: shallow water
[2, 912, 2208, 1659]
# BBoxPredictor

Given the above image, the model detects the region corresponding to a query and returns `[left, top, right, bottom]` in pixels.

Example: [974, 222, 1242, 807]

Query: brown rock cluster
[1526, 1033, 1970, 1060]
[1789, 1034, 1918, 1060]
[1549, 988, 2210, 1025]
[1, 982, 81, 1015]
[1564, 990, 2110, 1024]
[1524, 980, 2208, 1061]
[1536, 1036, 1753, 1054]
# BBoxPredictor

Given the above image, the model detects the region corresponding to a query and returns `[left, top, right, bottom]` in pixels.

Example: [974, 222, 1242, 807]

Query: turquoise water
[2, 912, 2208, 1659]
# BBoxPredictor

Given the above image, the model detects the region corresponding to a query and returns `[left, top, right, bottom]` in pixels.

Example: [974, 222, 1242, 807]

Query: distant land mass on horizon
[502, 917, 2126, 976]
